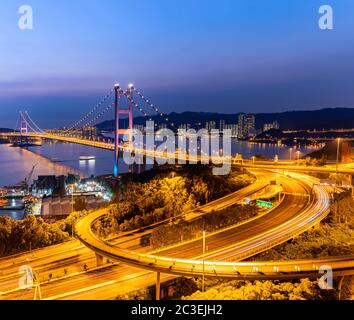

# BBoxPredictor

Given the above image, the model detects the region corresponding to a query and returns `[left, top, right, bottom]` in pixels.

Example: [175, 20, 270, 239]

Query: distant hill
[96, 107, 354, 131]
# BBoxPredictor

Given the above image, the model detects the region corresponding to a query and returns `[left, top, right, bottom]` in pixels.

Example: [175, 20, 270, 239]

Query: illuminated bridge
[1, 83, 354, 176]
[0, 86, 353, 299]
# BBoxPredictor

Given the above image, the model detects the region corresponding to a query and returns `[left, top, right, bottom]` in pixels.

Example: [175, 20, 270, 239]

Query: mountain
[96, 108, 354, 131]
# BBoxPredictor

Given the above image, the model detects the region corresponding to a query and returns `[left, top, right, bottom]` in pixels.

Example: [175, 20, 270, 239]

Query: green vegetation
[93, 165, 254, 237]
[0, 215, 69, 257]
[150, 203, 258, 249]
[295, 156, 327, 167]
[0, 209, 90, 257]
[0, 165, 254, 257]
[182, 279, 336, 300]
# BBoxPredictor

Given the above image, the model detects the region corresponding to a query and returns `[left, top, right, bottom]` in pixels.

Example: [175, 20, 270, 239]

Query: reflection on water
[0, 209, 24, 220]
[0, 140, 318, 220]
[0, 144, 84, 187]
[1, 140, 317, 188]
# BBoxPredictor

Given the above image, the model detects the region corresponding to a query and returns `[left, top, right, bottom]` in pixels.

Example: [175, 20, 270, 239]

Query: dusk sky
[1, 0, 354, 128]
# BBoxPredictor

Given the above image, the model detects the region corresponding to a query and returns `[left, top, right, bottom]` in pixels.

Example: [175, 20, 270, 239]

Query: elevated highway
[75, 171, 354, 283]
[0, 170, 352, 300]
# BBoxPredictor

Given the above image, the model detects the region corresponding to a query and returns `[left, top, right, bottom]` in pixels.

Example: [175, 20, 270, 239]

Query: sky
[0, 0, 354, 128]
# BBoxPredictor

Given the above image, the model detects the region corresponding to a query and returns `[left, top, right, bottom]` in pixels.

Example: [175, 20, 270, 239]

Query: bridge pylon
[114, 84, 134, 177]
[19, 111, 29, 145]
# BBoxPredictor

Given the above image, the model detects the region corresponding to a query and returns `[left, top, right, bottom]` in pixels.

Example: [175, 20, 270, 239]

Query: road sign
[256, 200, 273, 208]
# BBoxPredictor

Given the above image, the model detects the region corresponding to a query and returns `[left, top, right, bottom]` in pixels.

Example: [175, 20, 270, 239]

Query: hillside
[96, 108, 354, 131]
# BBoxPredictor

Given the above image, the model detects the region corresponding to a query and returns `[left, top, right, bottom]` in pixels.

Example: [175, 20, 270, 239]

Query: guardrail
[75, 171, 354, 280]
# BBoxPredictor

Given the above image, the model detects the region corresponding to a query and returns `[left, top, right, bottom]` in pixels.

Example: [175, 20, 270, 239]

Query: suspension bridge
[1, 84, 183, 177]
[2, 83, 354, 178]
[0, 84, 354, 300]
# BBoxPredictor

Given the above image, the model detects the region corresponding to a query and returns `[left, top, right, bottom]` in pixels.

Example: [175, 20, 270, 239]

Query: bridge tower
[114, 84, 134, 177]
[19, 111, 28, 145]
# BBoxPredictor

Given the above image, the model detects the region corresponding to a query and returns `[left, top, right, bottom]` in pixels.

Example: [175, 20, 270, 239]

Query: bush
[183, 279, 336, 300]
[0, 215, 70, 257]
[150, 204, 258, 249]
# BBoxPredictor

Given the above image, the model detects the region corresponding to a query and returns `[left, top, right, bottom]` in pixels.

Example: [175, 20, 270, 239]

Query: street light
[202, 230, 206, 293]
[336, 138, 341, 189]
[296, 150, 300, 163]
[289, 148, 293, 161]
[70, 184, 75, 237]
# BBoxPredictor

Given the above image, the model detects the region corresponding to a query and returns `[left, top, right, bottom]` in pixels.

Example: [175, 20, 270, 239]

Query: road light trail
[74, 171, 352, 281]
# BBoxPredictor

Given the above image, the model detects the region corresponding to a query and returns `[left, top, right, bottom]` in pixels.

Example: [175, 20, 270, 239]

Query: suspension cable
[24, 112, 45, 133]
[124, 92, 153, 121]
[64, 103, 115, 136]
[64, 89, 114, 133]
[133, 88, 176, 129]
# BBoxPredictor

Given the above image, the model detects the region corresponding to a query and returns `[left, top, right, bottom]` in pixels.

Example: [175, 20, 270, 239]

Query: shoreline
[24, 145, 87, 179]
[0, 144, 87, 188]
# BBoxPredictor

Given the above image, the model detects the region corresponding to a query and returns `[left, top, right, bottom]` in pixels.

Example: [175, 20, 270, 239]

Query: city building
[263, 121, 280, 132]
[205, 121, 216, 132]
[219, 120, 225, 132]
[133, 124, 145, 133]
[238, 113, 255, 138]
[224, 124, 239, 138]
[178, 123, 191, 131]
[40, 194, 105, 219]
[158, 123, 167, 130]
[32, 174, 80, 196]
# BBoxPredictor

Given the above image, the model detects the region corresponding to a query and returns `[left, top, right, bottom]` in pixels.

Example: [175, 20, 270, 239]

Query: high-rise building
[205, 121, 216, 132]
[158, 123, 167, 130]
[225, 124, 238, 138]
[178, 123, 191, 131]
[219, 120, 225, 132]
[245, 114, 255, 133]
[263, 121, 280, 132]
[238, 114, 246, 138]
[238, 113, 255, 138]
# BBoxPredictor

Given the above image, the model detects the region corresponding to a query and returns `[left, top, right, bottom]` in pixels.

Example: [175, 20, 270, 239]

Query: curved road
[75, 171, 354, 280]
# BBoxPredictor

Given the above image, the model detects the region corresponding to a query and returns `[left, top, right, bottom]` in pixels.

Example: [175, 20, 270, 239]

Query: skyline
[1, 0, 354, 128]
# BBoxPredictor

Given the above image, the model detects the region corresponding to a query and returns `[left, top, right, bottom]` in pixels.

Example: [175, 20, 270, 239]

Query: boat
[79, 156, 96, 161]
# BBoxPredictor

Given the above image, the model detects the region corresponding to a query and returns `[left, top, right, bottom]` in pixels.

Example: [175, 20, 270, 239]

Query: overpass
[74, 170, 354, 299]
[0, 169, 352, 300]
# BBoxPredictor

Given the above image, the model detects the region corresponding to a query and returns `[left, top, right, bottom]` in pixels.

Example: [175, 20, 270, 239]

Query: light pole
[336, 138, 341, 189]
[70, 184, 75, 237]
[289, 148, 293, 161]
[297, 150, 300, 164]
[202, 230, 206, 292]
[252, 156, 255, 168]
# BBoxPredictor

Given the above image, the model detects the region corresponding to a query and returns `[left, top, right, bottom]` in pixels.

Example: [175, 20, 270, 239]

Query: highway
[0, 170, 272, 299]
[74, 171, 341, 280]
[1, 169, 352, 300]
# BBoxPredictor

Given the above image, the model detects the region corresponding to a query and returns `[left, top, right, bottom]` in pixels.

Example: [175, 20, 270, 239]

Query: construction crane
[22, 163, 38, 190]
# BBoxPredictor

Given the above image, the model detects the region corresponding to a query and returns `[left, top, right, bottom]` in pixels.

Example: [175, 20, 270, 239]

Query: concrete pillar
[156, 272, 161, 301]
[95, 253, 104, 267]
